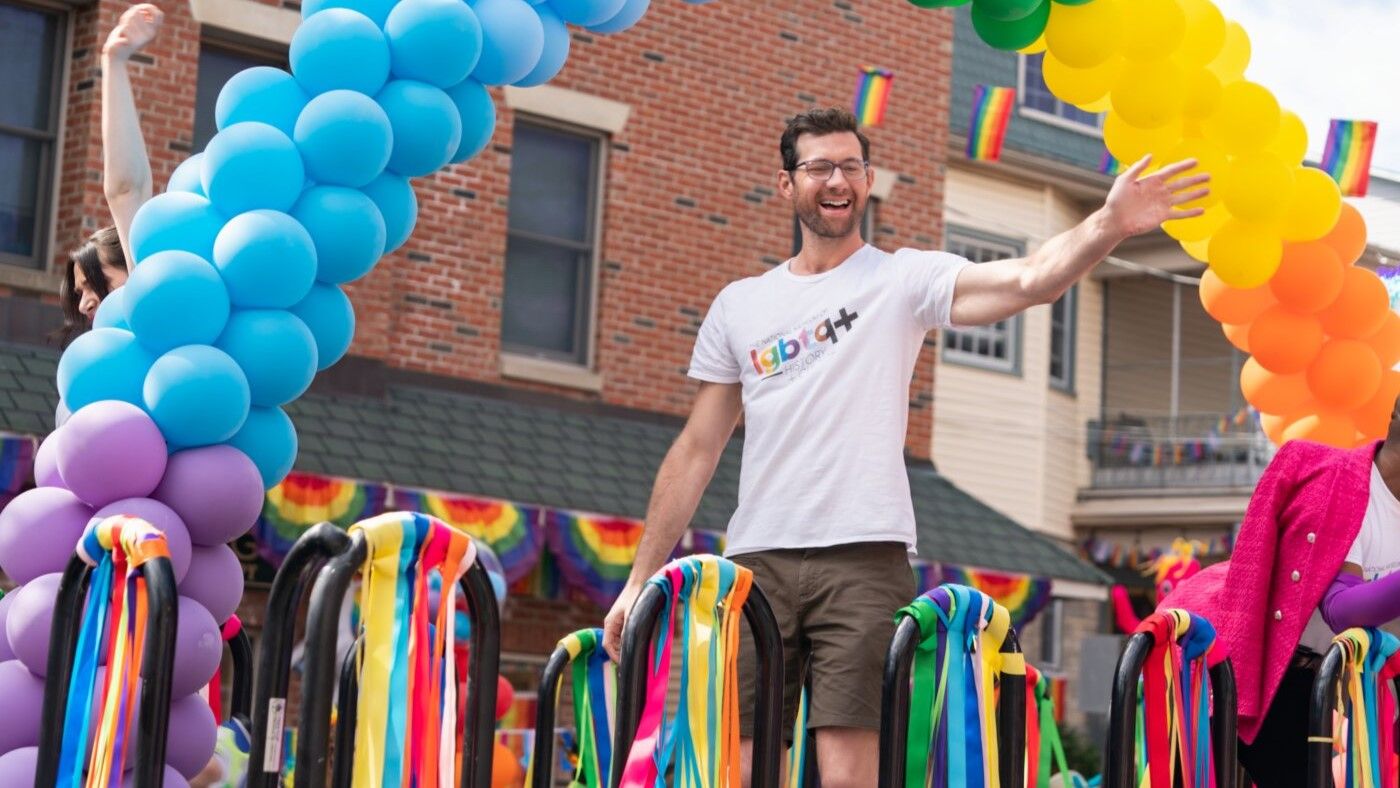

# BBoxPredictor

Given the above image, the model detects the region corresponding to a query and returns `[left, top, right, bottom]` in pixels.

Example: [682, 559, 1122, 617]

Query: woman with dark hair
[57, 226, 128, 345]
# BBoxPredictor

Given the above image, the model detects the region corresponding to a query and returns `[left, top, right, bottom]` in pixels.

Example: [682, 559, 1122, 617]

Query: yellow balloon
[1120, 0, 1186, 61]
[1208, 219, 1284, 289]
[1041, 53, 1123, 108]
[1082, 94, 1113, 113]
[1164, 136, 1227, 208]
[1103, 113, 1184, 165]
[1181, 68, 1222, 119]
[1280, 167, 1344, 243]
[1220, 151, 1295, 224]
[1110, 60, 1186, 129]
[1164, 202, 1228, 242]
[1175, 0, 1226, 67]
[1018, 30, 1048, 55]
[1181, 236, 1211, 263]
[1204, 81, 1280, 153]
[1266, 110, 1308, 166]
[1206, 21, 1251, 82]
[1045, 0, 1123, 68]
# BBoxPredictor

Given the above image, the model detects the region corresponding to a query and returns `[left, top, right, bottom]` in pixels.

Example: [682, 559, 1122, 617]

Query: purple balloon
[0, 746, 38, 785]
[153, 445, 264, 546]
[166, 692, 218, 779]
[92, 498, 193, 584]
[178, 544, 244, 624]
[0, 662, 43, 754]
[33, 431, 63, 488]
[0, 594, 14, 662]
[0, 488, 92, 584]
[6, 574, 63, 677]
[56, 401, 168, 508]
[172, 596, 222, 698]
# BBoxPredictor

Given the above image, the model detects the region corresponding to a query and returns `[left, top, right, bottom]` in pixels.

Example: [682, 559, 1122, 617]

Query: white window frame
[942, 227, 1024, 375]
[1016, 53, 1104, 138]
[1049, 284, 1077, 393]
[1040, 597, 1064, 669]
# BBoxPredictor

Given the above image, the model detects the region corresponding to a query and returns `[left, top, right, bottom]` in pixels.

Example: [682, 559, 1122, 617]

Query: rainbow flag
[966, 84, 1016, 162]
[852, 66, 893, 127]
[1321, 119, 1379, 196]
[1099, 149, 1120, 176]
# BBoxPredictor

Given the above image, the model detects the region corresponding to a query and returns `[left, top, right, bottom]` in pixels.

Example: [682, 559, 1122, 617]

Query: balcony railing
[1086, 410, 1273, 490]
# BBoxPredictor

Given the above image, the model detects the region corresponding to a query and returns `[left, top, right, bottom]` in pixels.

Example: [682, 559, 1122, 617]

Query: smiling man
[603, 106, 1207, 786]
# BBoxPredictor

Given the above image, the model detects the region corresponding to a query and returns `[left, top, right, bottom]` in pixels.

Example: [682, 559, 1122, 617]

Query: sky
[1212, 0, 1400, 178]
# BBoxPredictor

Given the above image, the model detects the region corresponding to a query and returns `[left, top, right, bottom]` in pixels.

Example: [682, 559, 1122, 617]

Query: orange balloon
[1268, 242, 1344, 314]
[1321, 202, 1368, 265]
[1249, 305, 1324, 374]
[1198, 269, 1276, 324]
[1240, 357, 1311, 414]
[1355, 370, 1400, 438]
[492, 741, 523, 788]
[1260, 412, 1292, 445]
[1222, 321, 1250, 353]
[1282, 411, 1356, 448]
[1306, 339, 1382, 411]
[1369, 311, 1400, 370]
[1317, 267, 1390, 339]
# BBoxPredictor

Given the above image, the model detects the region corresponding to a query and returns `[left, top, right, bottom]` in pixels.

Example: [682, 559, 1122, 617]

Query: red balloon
[496, 675, 514, 721]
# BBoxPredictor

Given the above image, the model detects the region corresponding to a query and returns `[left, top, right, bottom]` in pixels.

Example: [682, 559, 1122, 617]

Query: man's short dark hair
[780, 107, 871, 172]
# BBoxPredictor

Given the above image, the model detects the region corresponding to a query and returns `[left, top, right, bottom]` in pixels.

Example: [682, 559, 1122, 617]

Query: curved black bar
[249, 522, 352, 788]
[530, 646, 572, 788]
[1106, 632, 1154, 788]
[35, 555, 92, 787]
[1308, 644, 1345, 788]
[876, 616, 921, 788]
[228, 624, 254, 727]
[997, 628, 1027, 788]
[295, 530, 367, 788]
[460, 558, 502, 788]
[1209, 660, 1239, 788]
[330, 635, 362, 788]
[610, 576, 784, 788]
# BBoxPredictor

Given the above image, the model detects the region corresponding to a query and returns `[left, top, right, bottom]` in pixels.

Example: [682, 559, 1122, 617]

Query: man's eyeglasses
[792, 158, 869, 182]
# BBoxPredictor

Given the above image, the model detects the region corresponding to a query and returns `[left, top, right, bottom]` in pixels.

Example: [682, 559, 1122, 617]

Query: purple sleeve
[1320, 571, 1400, 632]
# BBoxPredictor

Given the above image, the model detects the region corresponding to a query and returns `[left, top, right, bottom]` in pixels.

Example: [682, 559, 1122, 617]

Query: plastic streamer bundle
[1024, 664, 1070, 788]
[785, 687, 811, 788]
[1134, 610, 1218, 788]
[55, 515, 171, 788]
[1329, 628, 1400, 788]
[897, 583, 1026, 788]
[529, 628, 616, 788]
[619, 555, 753, 788]
[348, 511, 478, 788]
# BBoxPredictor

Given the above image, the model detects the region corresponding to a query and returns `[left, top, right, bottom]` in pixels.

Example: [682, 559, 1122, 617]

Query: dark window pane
[195, 46, 282, 152]
[0, 3, 58, 130]
[507, 124, 593, 243]
[502, 235, 586, 359]
[1022, 54, 1058, 114]
[0, 133, 42, 260]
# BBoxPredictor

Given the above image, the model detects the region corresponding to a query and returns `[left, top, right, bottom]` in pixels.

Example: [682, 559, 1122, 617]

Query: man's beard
[795, 193, 863, 240]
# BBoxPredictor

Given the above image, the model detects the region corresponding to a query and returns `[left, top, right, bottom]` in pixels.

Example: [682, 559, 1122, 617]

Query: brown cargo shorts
[733, 541, 916, 740]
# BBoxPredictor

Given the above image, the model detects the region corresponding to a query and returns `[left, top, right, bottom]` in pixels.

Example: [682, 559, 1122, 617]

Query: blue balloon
[92, 288, 130, 330]
[215, 67, 309, 139]
[549, 0, 624, 26]
[226, 406, 297, 488]
[216, 310, 318, 407]
[385, 0, 483, 88]
[57, 328, 156, 412]
[166, 154, 205, 196]
[514, 3, 568, 87]
[360, 173, 418, 252]
[445, 80, 496, 164]
[301, 0, 395, 26]
[470, 0, 545, 86]
[588, 0, 648, 33]
[144, 345, 251, 447]
[213, 210, 318, 309]
[289, 283, 356, 370]
[377, 80, 462, 177]
[292, 186, 385, 284]
[129, 192, 226, 263]
[291, 9, 391, 96]
[201, 122, 306, 215]
[294, 90, 393, 188]
[55, 400, 71, 428]
[125, 250, 232, 352]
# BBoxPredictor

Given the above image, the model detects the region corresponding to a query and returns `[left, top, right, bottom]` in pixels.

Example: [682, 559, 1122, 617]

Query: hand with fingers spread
[1102, 156, 1212, 239]
[103, 3, 164, 61]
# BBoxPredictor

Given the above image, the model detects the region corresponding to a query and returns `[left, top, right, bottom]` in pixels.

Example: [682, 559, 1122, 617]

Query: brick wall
[46, 0, 955, 460]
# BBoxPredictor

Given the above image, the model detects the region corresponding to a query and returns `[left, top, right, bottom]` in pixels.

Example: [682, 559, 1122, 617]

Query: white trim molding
[188, 0, 300, 47]
[1051, 579, 1109, 601]
[501, 353, 605, 393]
[503, 85, 630, 135]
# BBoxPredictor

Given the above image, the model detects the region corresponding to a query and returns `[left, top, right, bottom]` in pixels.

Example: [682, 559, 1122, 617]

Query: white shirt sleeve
[893, 248, 974, 332]
[687, 288, 741, 383]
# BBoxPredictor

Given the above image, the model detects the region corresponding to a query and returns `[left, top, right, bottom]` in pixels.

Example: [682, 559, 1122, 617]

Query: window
[194, 42, 286, 152]
[1018, 53, 1104, 133]
[1040, 598, 1063, 668]
[942, 228, 1023, 373]
[0, 0, 65, 269]
[789, 199, 877, 257]
[502, 120, 605, 366]
[1050, 285, 1077, 392]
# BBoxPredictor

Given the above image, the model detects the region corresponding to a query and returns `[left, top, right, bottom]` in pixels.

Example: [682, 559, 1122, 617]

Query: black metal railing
[1087, 412, 1271, 490]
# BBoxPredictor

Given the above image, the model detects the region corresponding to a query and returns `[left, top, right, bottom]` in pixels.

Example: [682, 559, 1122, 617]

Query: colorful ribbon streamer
[394, 490, 543, 583]
[1134, 609, 1218, 788]
[529, 628, 616, 788]
[1330, 627, 1400, 788]
[1025, 664, 1071, 788]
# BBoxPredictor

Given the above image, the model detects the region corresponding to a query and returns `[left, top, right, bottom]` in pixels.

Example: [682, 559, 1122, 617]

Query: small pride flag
[1099, 149, 1120, 176]
[853, 66, 893, 127]
[1321, 119, 1379, 197]
[966, 84, 1016, 162]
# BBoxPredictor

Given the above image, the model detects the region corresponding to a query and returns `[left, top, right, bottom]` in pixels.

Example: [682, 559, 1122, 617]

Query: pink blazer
[1160, 439, 1378, 743]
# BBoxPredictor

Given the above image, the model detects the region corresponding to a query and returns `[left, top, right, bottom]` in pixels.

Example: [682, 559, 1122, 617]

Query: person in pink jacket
[1161, 393, 1400, 787]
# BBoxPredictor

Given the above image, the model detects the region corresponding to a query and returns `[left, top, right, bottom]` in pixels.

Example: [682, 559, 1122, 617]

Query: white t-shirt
[687, 244, 971, 556]
[1302, 462, 1400, 652]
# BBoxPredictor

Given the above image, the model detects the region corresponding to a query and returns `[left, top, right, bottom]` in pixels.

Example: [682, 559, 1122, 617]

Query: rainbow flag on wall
[852, 66, 894, 127]
[966, 84, 1016, 162]
[1321, 119, 1379, 196]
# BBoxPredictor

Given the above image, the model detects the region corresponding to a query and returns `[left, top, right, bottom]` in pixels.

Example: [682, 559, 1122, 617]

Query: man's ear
[777, 169, 793, 199]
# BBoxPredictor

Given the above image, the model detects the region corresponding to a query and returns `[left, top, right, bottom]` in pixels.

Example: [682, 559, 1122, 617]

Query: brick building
[0, 0, 1107, 752]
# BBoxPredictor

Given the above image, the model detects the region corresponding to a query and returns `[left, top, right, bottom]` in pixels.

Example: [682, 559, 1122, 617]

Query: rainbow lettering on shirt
[749, 307, 859, 378]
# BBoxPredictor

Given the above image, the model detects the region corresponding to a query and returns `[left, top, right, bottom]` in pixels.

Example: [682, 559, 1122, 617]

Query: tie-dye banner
[256, 473, 390, 566]
[392, 489, 543, 583]
[935, 564, 1054, 629]
[0, 434, 36, 493]
[543, 510, 645, 608]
